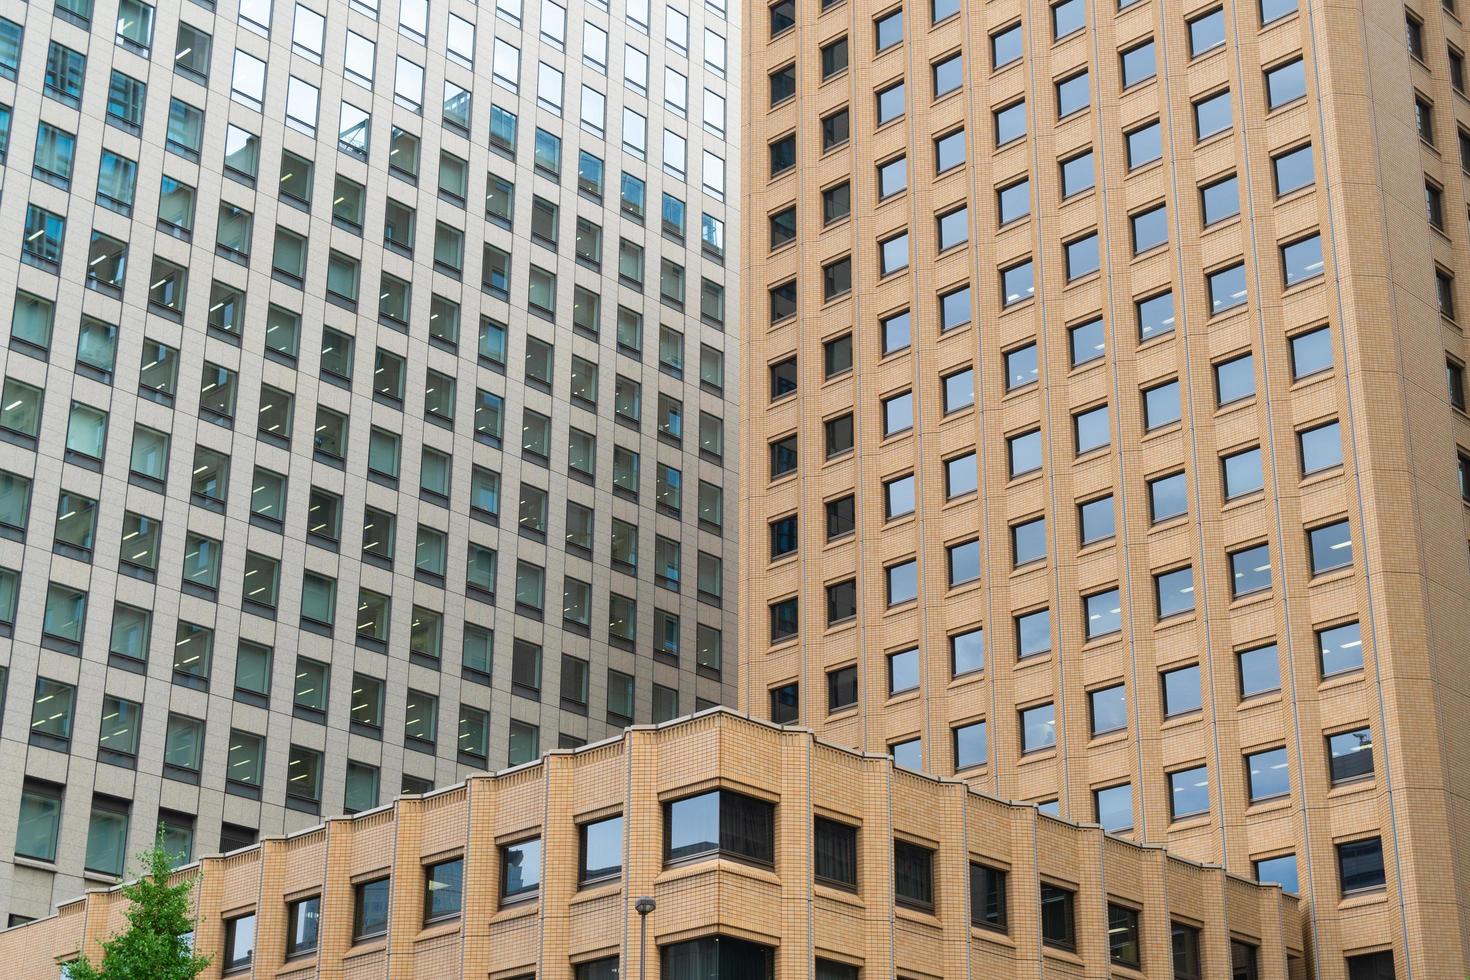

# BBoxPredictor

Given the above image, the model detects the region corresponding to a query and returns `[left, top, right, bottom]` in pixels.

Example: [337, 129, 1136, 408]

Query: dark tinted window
[664, 790, 775, 865]
[814, 817, 857, 888]
[1040, 884, 1075, 949]
[971, 863, 1007, 931]
[893, 839, 934, 908]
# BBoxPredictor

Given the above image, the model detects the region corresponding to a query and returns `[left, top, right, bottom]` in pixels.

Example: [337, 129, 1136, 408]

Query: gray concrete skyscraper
[0, 0, 739, 922]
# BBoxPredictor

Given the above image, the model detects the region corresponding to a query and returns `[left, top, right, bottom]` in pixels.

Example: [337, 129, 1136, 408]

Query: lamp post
[634, 896, 656, 980]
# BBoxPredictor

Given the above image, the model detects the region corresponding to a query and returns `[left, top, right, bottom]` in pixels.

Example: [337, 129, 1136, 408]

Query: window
[1144, 379, 1180, 430]
[1319, 621, 1364, 676]
[1202, 174, 1240, 225]
[224, 914, 256, 971]
[45, 43, 87, 108]
[954, 720, 987, 769]
[1222, 446, 1263, 499]
[997, 177, 1030, 224]
[824, 664, 858, 714]
[1060, 150, 1094, 196]
[826, 496, 856, 539]
[937, 206, 968, 251]
[1021, 703, 1056, 753]
[887, 559, 918, 605]
[1274, 144, 1314, 195]
[1195, 90, 1232, 140]
[888, 647, 919, 694]
[1074, 405, 1110, 454]
[1266, 58, 1306, 109]
[823, 182, 852, 224]
[893, 839, 934, 909]
[1040, 884, 1075, 949]
[1126, 121, 1161, 168]
[1055, 70, 1090, 117]
[426, 857, 466, 918]
[1121, 39, 1156, 88]
[353, 879, 390, 940]
[1209, 263, 1248, 314]
[1009, 429, 1042, 477]
[1085, 589, 1121, 638]
[1230, 544, 1272, 598]
[1299, 420, 1343, 475]
[1282, 234, 1324, 287]
[665, 790, 774, 865]
[1337, 837, 1385, 894]
[1162, 664, 1202, 716]
[1003, 260, 1035, 306]
[822, 36, 849, 78]
[85, 796, 130, 877]
[874, 7, 903, 51]
[879, 233, 909, 276]
[1254, 854, 1299, 895]
[662, 937, 773, 977]
[286, 897, 320, 957]
[1308, 520, 1353, 574]
[1328, 727, 1374, 784]
[1109, 904, 1141, 966]
[991, 22, 1022, 68]
[883, 391, 913, 435]
[1169, 765, 1210, 819]
[932, 52, 962, 98]
[994, 99, 1026, 146]
[499, 834, 540, 905]
[878, 155, 908, 198]
[1247, 746, 1290, 801]
[16, 780, 64, 861]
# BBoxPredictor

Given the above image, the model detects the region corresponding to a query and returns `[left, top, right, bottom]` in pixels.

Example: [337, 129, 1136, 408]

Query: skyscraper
[740, 0, 1468, 975]
[0, 0, 739, 922]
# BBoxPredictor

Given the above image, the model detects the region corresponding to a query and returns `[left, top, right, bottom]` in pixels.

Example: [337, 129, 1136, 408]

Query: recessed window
[821, 107, 850, 149]
[1230, 544, 1272, 598]
[1238, 644, 1281, 698]
[1162, 664, 1201, 717]
[1208, 263, 1248, 315]
[1052, 0, 1083, 37]
[997, 177, 1030, 224]
[1215, 353, 1255, 405]
[1108, 904, 1142, 965]
[1291, 327, 1333, 379]
[1065, 233, 1099, 279]
[1002, 259, 1035, 306]
[1079, 495, 1115, 544]
[1060, 149, 1095, 197]
[770, 434, 798, 479]
[1149, 471, 1188, 523]
[1254, 854, 1299, 896]
[882, 391, 913, 435]
[1095, 784, 1134, 833]
[769, 134, 796, 177]
[1282, 233, 1324, 287]
[814, 817, 858, 888]
[821, 36, 849, 78]
[1090, 685, 1127, 736]
[826, 579, 857, 625]
[1327, 727, 1373, 784]
[1265, 58, 1306, 109]
[1084, 589, 1121, 639]
[665, 789, 775, 866]
[826, 496, 856, 540]
[935, 129, 965, 172]
[1246, 746, 1290, 801]
[1202, 174, 1241, 225]
[942, 367, 974, 412]
[1012, 516, 1046, 567]
[888, 647, 919, 694]
[945, 453, 978, 498]
[769, 63, 795, 105]
[1073, 405, 1110, 455]
[1021, 702, 1056, 753]
[1194, 89, 1232, 140]
[1338, 837, 1385, 894]
[770, 597, 799, 644]
[994, 99, 1027, 145]
[769, 514, 798, 560]
[1144, 379, 1181, 430]
[940, 286, 972, 331]
[769, 207, 796, 249]
[823, 182, 852, 225]
[1222, 446, 1264, 499]
[1040, 883, 1076, 949]
[1005, 344, 1038, 389]
[886, 559, 919, 605]
[1008, 429, 1043, 477]
[1126, 120, 1161, 168]
[876, 80, 906, 124]
[1169, 765, 1210, 819]
[878, 155, 908, 198]
[991, 23, 1022, 69]
[937, 206, 968, 251]
[874, 7, 903, 51]
[825, 413, 854, 456]
[1131, 204, 1168, 254]
[1121, 39, 1156, 88]
[1308, 520, 1353, 574]
[1016, 608, 1051, 658]
[932, 52, 963, 98]
[1070, 318, 1104, 366]
[1298, 420, 1343, 475]
[1189, 7, 1225, 57]
[1273, 144, 1314, 195]
[1137, 291, 1175, 340]
[894, 839, 934, 909]
[879, 233, 909, 276]
[827, 664, 858, 712]
[770, 683, 798, 724]
[951, 627, 984, 676]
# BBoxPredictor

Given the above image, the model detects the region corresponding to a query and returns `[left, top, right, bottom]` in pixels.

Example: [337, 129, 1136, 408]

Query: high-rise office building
[0, 0, 740, 923]
[740, 0, 1469, 975]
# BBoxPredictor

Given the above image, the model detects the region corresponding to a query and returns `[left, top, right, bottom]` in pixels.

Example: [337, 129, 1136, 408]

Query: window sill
[1326, 778, 1376, 800]
[490, 901, 538, 925]
[654, 856, 781, 890]
[12, 856, 58, 873]
[415, 919, 462, 943]
[569, 879, 622, 907]
[1338, 888, 1388, 911]
[1244, 796, 1293, 818]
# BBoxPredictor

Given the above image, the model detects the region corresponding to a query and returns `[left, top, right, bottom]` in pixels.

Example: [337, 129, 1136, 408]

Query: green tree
[65, 839, 211, 980]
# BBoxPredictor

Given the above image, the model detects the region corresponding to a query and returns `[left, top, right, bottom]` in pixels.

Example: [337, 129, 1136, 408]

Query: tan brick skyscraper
[739, 0, 1470, 976]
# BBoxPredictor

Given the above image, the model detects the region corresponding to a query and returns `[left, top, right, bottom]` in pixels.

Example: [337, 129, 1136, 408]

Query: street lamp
[635, 896, 656, 979]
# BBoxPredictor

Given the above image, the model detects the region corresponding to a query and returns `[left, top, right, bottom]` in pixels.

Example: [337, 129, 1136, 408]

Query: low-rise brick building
[0, 709, 1302, 978]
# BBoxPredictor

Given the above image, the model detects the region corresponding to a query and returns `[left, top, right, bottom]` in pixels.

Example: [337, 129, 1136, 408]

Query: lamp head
[634, 896, 657, 916]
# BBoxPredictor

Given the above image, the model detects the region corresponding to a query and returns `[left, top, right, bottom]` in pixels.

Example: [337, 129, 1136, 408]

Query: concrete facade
[738, 0, 1470, 976]
[0, 0, 740, 922]
[0, 710, 1305, 978]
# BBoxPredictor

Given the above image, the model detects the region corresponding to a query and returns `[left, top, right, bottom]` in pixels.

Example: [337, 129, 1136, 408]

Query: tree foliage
[64, 839, 212, 980]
